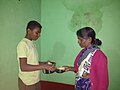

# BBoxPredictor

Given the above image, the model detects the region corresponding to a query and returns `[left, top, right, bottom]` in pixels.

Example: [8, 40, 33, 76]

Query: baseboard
[40, 80, 74, 90]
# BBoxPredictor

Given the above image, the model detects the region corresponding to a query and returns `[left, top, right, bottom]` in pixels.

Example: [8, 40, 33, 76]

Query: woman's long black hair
[76, 27, 102, 46]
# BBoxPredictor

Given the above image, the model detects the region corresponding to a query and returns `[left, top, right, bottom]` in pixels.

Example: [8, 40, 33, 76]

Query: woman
[64, 27, 109, 90]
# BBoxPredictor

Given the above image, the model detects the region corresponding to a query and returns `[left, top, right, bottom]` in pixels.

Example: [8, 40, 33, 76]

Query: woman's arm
[91, 50, 109, 90]
[63, 66, 76, 72]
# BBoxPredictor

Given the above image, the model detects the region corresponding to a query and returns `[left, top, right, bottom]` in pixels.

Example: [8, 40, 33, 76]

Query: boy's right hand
[44, 63, 57, 71]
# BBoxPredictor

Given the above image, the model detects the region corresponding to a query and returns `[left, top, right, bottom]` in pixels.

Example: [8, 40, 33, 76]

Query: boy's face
[28, 27, 41, 41]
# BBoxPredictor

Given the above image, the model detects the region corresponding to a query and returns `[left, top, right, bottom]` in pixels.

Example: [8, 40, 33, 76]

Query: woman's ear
[88, 37, 92, 43]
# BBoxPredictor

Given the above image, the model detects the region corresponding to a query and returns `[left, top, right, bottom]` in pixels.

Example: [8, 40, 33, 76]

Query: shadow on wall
[49, 42, 66, 64]
[105, 49, 120, 90]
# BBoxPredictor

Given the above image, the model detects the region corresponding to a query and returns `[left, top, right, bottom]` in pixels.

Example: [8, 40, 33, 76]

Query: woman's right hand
[62, 66, 74, 72]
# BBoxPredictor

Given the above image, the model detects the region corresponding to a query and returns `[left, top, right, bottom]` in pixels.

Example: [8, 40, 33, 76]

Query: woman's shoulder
[96, 49, 106, 56]
[92, 49, 108, 67]
[93, 49, 108, 60]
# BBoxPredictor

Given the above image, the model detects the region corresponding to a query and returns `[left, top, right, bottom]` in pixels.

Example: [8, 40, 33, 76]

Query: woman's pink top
[74, 49, 109, 90]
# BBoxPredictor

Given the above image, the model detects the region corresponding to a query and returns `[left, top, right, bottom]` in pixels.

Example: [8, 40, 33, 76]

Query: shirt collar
[23, 38, 33, 43]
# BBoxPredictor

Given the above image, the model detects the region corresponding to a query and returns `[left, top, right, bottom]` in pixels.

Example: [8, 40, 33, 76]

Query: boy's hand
[48, 65, 57, 71]
[43, 63, 57, 71]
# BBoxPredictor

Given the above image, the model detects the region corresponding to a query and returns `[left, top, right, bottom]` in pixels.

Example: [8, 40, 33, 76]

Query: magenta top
[74, 49, 109, 90]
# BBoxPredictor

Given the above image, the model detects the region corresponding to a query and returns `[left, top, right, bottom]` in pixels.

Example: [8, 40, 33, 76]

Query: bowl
[56, 69, 65, 73]
[55, 67, 65, 73]
[42, 61, 56, 74]
[42, 70, 55, 74]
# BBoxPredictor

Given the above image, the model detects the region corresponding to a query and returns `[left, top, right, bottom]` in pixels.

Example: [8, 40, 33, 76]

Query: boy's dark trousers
[18, 78, 40, 90]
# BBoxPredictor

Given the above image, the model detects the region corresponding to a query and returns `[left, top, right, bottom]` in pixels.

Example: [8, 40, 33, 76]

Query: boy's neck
[25, 35, 32, 41]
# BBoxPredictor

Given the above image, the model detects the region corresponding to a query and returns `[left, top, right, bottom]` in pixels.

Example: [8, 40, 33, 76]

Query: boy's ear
[27, 29, 31, 33]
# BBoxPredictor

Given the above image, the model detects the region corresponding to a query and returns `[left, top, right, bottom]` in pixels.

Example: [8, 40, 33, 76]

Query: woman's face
[77, 36, 92, 48]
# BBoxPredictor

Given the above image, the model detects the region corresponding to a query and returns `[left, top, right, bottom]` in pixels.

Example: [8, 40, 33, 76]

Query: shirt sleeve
[92, 50, 109, 90]
[17, 42, 28, 58]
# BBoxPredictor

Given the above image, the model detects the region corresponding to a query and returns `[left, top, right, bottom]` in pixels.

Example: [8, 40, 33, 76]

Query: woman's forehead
[78, 36, 84, 39]
[78, 36, 89, 40]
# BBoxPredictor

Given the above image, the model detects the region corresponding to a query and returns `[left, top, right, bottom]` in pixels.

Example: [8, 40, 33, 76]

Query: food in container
[56, 67, 65, 73]
[42, 61, 56, 74]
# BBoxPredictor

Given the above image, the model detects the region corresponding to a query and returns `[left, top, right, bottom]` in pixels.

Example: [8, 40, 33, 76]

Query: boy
[17, 21, 56, 90]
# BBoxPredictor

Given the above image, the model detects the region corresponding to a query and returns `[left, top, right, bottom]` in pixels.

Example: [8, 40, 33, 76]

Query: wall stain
[61, 0, 114, 32]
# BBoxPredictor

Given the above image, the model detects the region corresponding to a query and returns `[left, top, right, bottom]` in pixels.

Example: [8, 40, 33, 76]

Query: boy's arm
[19, 58, 56, 72]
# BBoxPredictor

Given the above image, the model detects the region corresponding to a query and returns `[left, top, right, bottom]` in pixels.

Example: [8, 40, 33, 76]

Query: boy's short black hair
[26, 20, 42, 30]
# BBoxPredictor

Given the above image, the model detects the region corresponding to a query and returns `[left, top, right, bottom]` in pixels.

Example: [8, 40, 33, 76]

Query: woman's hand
[62, 66, 74, 72]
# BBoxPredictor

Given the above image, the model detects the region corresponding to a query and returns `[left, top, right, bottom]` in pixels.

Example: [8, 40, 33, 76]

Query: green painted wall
[0, 0, 120, 90]
[41, 0, 120, 90]
[0, 0, 41, 90]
